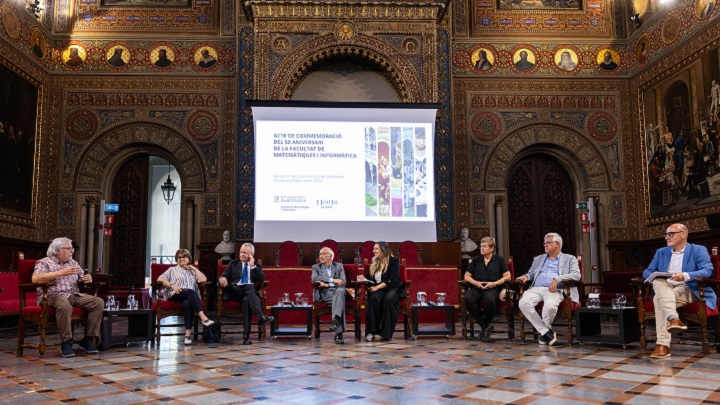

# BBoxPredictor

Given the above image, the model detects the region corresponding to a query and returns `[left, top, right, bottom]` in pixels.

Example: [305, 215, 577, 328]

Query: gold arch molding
[484, 124, 610, 191]
[74, 122, 205, 192]
[271, 34, 424, 102]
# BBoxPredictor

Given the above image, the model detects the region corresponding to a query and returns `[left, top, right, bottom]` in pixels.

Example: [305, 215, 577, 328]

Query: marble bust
[455, 227, 478, 260]
[215, 230, 235, 261]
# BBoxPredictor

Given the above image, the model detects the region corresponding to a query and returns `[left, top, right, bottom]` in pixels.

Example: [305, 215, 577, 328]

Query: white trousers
[519, 286, 565, 336]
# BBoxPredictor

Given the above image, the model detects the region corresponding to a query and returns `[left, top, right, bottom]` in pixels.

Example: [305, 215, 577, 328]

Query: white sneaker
[365, 334, 374, 342]
[202, 319, 215, 327]
[184, 337, 193, 345]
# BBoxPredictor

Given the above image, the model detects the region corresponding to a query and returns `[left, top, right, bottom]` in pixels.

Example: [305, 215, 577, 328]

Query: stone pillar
[185, 195, 195, 258]
[494, 195, 505, 258]
[78, 198, 88, 268]
[86, 196, 100, 270]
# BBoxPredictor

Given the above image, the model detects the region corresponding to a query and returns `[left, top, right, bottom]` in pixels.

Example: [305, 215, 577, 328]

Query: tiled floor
[3, 320, 720, 405]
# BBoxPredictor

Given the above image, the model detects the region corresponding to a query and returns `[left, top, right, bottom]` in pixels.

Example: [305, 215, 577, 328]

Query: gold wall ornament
[337, 23, 355, 40]
[272, 35, 291, 53]
[402, 37, 419, 54]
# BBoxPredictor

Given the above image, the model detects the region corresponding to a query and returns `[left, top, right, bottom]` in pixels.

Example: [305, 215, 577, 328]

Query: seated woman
[463, 237, 511, 341]
[364, 241, 403, 342]
[157, 249, 215, 345]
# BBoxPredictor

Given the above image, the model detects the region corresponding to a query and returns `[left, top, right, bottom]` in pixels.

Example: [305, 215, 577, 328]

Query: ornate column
[78, 198, 88, 268]
[654, 87, 663, 128]
[185, 196, 196, 257]
[494, 195, 505, 258]
[86, 196, 100, 270]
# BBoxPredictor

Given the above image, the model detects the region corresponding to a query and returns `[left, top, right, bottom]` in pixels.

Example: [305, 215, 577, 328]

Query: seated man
[218, 242, 274, 345]
[516, 232, 580, 346]
[312, 247, 347, 344]
[32, 237, 104, 357]
[643, 223, 715, 359]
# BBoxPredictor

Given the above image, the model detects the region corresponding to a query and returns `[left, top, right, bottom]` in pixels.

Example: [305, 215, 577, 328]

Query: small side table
[411, 304, 456, 340]
[270, 305, 313, 339]
[575, 307, 640, 348]
[99, 309, 154, 350]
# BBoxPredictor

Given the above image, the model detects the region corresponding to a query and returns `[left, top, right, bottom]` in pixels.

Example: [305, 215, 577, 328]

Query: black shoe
[480, 325, 494, 342]
[258, 316, 274, 326]
[242, 334, 252, 345]
[543, 330, 557, 346]
[78, 337, 99, 354]
[60, 340, 75, 358]
[334, 334, 344, 344]
[330, 319, 339, 332]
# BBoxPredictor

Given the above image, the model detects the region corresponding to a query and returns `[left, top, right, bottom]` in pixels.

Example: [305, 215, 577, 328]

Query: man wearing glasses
[218, 242, 274, 345]
[32, 237, 104, 357]
[643, 224, 715, 358]
[516, 233, 580, 346]
[312, 247, 347, 344]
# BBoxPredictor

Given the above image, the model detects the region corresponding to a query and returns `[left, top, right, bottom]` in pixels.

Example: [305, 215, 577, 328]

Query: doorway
[506, 155, 576, 275]
[107, 155, 181, 287]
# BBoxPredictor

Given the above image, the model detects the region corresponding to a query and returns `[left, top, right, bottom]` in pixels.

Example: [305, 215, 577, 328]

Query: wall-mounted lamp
[630, 13, 642, 28]
[27, 0, 44, 18]
[160, 164, 176, 205]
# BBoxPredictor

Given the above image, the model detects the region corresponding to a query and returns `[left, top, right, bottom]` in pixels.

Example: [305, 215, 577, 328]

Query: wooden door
[109, 155, 149, 287]
[507, 155, 575, 275]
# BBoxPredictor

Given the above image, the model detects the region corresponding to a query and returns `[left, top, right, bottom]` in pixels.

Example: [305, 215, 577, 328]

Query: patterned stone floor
[2, 321, 720, 405]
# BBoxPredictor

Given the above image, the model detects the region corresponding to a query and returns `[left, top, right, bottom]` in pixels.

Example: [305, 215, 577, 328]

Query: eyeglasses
[319, 252, 331, 256]
[543, 242, 558, 246]
[664, 231, 682, 238]
[239, 251, 252, 255]
[61, 247, 74, 251]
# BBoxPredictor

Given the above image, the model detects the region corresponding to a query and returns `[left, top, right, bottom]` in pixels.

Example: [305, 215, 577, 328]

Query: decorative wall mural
[0, 63, 38, 218]
[470, 45, 496, 73]
[105, 41, 132, 71]
[192, 43, 219, 71]
[62, 41, 88, 69]
[635, 36, 650, 65]
[497, 0, 582, 10]
[595, 48, 620, 72]
[30, 28, 45, 60]
[1, 4, 21, 40]
[553, 47, 579, 72]
[642, 45, 720, 222]
[101, 0, 191, 6]
[512, 47, 537, 72]
[695, 0, 716, 19]
[148, 42, 176, 71]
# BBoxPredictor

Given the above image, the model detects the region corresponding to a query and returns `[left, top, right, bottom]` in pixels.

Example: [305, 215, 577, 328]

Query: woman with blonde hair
[364, 241, 403, 341]
[157, 249, 215, 345]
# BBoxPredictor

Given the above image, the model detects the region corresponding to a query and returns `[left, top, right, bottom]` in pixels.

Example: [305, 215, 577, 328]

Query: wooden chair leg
[16, 318, 24, 356]
[506, 305, 515, 341]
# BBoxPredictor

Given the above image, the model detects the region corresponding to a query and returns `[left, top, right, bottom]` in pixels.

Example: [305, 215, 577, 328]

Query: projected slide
[251, 102, 437, 242]
[255, 122, 431, 221]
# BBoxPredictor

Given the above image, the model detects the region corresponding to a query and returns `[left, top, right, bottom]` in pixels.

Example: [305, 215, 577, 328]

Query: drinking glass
[616, 293, 627, 307]
[302, 298, 308, 306]
[106, 295, 116, 311]
[612, 298, 621, 309]
[295, 292, 304, 306]
[283, 293, 290, 305]
[436, 292, 446, 306]
[127, 295, 137, 310]
[417, 291, 427, 306]
[277, 298, 284, 306]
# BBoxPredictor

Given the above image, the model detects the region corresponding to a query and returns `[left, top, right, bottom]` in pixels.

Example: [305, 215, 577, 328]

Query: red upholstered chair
[151, 263, 207, 345]
[0, 271, 22, 317]
[217, 262, 269, 341]
[459, 256, 517, 340]
[313, 263, 364, 341]
[636, 248, 720, 354]
[16, 259, 98, 357]
[356, 241, 375, 267]
[517, 255, 583, 345]
[317, 239, 343, 264]
[275, 241, 302, 266]
[397, 241, 422, 265]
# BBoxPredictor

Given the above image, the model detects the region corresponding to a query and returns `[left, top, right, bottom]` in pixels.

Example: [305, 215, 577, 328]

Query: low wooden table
[575, 307, 640, 348]
[99, 308, 154, 350]
[270, 305, 313, 339]
[411, 304, 456, 340]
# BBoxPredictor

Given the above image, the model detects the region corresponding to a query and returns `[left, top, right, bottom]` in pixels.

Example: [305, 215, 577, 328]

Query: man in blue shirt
[517, 233, 581, 346]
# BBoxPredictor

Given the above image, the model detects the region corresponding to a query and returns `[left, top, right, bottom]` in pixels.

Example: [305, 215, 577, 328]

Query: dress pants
[652, 279, 696, 347]
[169, 289, 203, 330]
[518, 286, 564, 336]
[464, 287, 501, 330]
[224, 284, 264, 334]
[48, 294, 104, 343]
[317, 287, 347, 333]
[366, 289, 400, 339]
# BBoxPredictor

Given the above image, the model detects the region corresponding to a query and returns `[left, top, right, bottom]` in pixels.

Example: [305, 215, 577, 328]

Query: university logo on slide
[274, 196, 280, 203]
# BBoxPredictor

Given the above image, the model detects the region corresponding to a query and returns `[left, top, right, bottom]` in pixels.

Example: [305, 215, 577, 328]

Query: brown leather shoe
[650, 344, 671, 358]
[667, 318, 688, 333]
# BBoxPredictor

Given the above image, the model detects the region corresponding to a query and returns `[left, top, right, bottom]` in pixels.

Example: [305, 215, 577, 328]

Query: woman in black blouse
[364, 241, 403, 342]
[463, 237, 511, 341]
